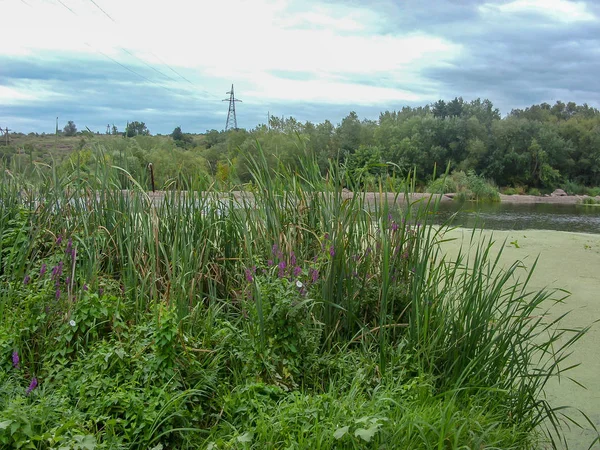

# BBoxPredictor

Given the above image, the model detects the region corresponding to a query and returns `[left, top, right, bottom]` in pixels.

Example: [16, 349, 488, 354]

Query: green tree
[171, 126, 184, 141]
[63, 121, 77, 136]
[125, 121, 150, 137]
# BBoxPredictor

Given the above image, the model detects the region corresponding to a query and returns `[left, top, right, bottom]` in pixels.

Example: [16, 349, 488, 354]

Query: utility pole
[106, 124, 110, 135]
[2, 126, 10, 146]
[222, 84, 242, 131]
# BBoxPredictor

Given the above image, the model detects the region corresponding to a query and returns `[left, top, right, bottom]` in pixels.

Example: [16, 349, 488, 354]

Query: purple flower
[23, 275, 30, 285]
[98, 288, 104, 296]
[12, 351, 19, 369]
[329, 245, 335, 257]
[278, 260, 286, 278]
[56, 235, 62, 245]
[324, 233, 330, 240]
[293, 266, 302, 277]
[26, 377, 37, 395]
[55, 288, 60, 299]
[65, 276, 71, 286]
[271, 244, 278, 256]
[387, 213, 393, 221]
[83, 284, 88, 291]
[267, 259, 273, 267]
[51, 261, 63, 281]
[65, 238, 73, 257]
[40, 264, 47, 277]
[309, 268, 319, 283]
[391, 221, 399, 232]
[290, 252, 296, 266]
[245, 268, 254, 283]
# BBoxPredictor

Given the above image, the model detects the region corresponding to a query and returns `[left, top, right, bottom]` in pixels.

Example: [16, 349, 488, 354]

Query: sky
[1, 0, 600, 134]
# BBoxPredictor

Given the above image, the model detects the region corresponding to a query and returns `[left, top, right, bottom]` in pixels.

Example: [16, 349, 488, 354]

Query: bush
[430, 170, 499, 202]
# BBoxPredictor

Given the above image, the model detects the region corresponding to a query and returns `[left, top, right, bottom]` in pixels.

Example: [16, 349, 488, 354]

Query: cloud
[479, 0, 596, 23]
[1, 0, 600, 132]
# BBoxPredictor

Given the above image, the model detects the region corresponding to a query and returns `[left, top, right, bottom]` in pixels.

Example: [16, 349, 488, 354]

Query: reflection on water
[427, 202, 600, 234]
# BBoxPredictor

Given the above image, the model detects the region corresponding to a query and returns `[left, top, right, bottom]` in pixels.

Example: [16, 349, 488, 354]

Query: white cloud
[0, 0, 461, 105]
[0, 82, 66, 105]
[479, 0, 596, 23]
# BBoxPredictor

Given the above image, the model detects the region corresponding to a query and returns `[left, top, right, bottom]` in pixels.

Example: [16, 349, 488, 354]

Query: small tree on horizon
[63, 121, 77, 136]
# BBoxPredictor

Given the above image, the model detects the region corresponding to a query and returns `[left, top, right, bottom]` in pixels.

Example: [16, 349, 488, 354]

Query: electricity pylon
[222, 84, 242, 131]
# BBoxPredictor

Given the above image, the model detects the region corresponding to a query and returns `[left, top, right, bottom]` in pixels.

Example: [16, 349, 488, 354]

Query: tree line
[198, 98, 600, 192]
[3, 98, 600, 193]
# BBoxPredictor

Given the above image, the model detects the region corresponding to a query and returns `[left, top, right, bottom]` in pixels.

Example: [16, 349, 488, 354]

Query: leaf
[333, 426, 349, 439]
[354, 424, 381, 443]
[0, 420, 12, 430]
[237, 431, 253, 443]
[149, 444, 164, 450]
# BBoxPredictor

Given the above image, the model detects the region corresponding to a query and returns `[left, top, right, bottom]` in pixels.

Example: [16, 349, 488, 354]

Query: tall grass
[0, 141, 592, 448]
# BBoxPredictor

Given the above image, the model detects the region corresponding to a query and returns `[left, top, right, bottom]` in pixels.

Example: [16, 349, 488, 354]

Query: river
[432, 201, 600, 234]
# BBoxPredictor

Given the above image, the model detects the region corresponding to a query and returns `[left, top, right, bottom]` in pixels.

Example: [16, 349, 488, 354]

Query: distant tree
[111, 125, 118, 135]
[125, 121, 149, 137]
[432, 100, 447, 118]
[63, 121, 77, 136]
[171, 126, 184, 141]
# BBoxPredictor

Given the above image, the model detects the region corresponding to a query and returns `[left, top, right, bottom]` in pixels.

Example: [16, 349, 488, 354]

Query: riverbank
[139, 190, 600, 206]
[442, 228, 600, 449]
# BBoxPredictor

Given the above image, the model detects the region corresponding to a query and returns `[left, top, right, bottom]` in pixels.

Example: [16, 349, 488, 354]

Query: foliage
[63, 121, 78, 137]
[0, 142, 594, 449]
[428, 170, 500, 202]
[125, 121, 150, 138]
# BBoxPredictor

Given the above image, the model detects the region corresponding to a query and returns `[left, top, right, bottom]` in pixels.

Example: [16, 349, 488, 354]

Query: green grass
[0, 141, 595, 449]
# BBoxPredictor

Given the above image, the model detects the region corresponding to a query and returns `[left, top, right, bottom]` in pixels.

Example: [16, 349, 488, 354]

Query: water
[429, 202, 600, 234]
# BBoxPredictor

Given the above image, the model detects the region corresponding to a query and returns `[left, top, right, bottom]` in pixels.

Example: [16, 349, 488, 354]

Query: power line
[55, 0, 76, 15]
[86, 0, 114, 22]
[80, 0, 218, 99]
[50, 0, 188, 97]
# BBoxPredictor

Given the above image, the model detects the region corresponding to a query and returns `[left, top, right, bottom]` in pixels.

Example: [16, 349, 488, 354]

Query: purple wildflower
[324, 233, 329, 240]
[271, 244, 278, 256]
[267, 259, 273, 267]
[391, 221, 399, 232]
[51, 261, 63, 281]
[65, 238, 73, 257]
[12, 351, 19, 369]
[40, 264, 47, 277]
[26, 377, 37, 395]
[293, 266, 302, 277]
[83, 284, 88, 291]
[278, 260, 286, 278]
[71, 248, 77, 262]
[55, 288, 61, 299]
[23, 275, 30, 285]
[65, 276, 71, 286]
[290, 252, 296, 266]
[245, 268, 254, 283]
[309, 268, 319, 283]
[98, 288, 104, 296]
[56, 235, 62, 245]
[387, 213, 393, 221]
[329, 245, 335, 257]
